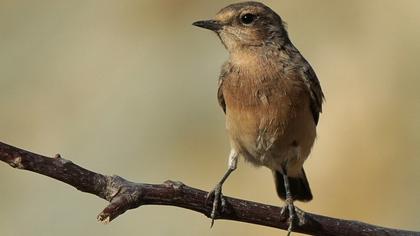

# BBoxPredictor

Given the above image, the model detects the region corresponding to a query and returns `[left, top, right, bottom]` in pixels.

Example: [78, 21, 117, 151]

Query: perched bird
[193, 1, 324, 234]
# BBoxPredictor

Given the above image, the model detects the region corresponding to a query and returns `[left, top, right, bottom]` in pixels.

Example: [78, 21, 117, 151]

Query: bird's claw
[280, 201, 306, 236]
[294, 206, 306, 226]
[205, 183, 226, 227]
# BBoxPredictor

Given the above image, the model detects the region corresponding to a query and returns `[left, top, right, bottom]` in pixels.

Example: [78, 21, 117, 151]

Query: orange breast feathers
[220, 61, 315, 172]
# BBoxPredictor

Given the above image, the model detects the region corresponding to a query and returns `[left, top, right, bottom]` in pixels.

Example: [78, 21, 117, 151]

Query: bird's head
[193, 1, 289, 52]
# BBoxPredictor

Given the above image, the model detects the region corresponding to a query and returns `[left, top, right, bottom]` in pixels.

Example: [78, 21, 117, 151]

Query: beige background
[0, 0, 419, 235]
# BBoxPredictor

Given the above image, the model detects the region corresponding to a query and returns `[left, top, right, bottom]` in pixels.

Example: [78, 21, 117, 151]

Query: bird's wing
[301, 65, 324, 125]
[217, 62, 231, 114]
[217, 79, 226, 113]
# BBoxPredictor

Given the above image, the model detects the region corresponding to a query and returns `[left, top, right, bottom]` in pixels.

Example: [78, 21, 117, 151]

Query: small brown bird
[193, 1, 324, 234]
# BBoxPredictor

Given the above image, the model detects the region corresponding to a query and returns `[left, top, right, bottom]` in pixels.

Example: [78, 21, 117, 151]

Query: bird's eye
[240, 13, 256, 25]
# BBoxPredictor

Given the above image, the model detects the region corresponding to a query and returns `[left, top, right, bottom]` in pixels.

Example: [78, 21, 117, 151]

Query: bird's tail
[273, 168, 313, 202]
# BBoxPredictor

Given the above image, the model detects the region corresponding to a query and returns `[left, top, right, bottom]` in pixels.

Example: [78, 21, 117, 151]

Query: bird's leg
[280, 173, 295, 236]
[206, 150, 238, 227]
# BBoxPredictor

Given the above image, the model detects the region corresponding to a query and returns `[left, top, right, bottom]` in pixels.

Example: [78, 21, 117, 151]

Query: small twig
[0, 141, 418, 236]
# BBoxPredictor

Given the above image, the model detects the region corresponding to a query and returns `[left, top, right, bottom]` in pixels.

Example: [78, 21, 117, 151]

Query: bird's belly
[226, 109, 262, 164]
[226, 105, 316, 176]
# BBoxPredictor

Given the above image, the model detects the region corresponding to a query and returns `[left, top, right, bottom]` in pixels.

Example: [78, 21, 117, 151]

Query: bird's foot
[205, 183, 226, 228]
[280, 199, 305, 236]
[294, 206, 306, 225]
[281, 199, 294, 236]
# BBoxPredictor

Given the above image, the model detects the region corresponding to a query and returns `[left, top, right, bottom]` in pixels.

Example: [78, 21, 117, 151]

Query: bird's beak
[192, 20, 222, 32]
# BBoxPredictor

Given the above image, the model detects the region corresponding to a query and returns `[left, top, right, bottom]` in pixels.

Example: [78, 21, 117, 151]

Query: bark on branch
[0, 141, 418, 236]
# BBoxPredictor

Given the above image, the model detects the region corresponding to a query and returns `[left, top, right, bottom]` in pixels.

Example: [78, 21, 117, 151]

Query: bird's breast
[221, 67, 316, 174]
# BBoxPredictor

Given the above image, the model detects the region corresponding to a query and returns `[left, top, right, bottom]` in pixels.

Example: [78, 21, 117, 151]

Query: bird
[193, 1, 324, 234]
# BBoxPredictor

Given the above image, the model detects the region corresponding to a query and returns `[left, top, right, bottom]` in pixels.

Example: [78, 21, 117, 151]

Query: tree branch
[0, 141, 418, 236]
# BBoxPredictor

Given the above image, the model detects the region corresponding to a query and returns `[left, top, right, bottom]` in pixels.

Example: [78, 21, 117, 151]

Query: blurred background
[0, 0, 419, 235]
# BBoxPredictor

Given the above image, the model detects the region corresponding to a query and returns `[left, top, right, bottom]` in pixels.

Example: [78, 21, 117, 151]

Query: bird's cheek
[219, 31, 240, 51]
